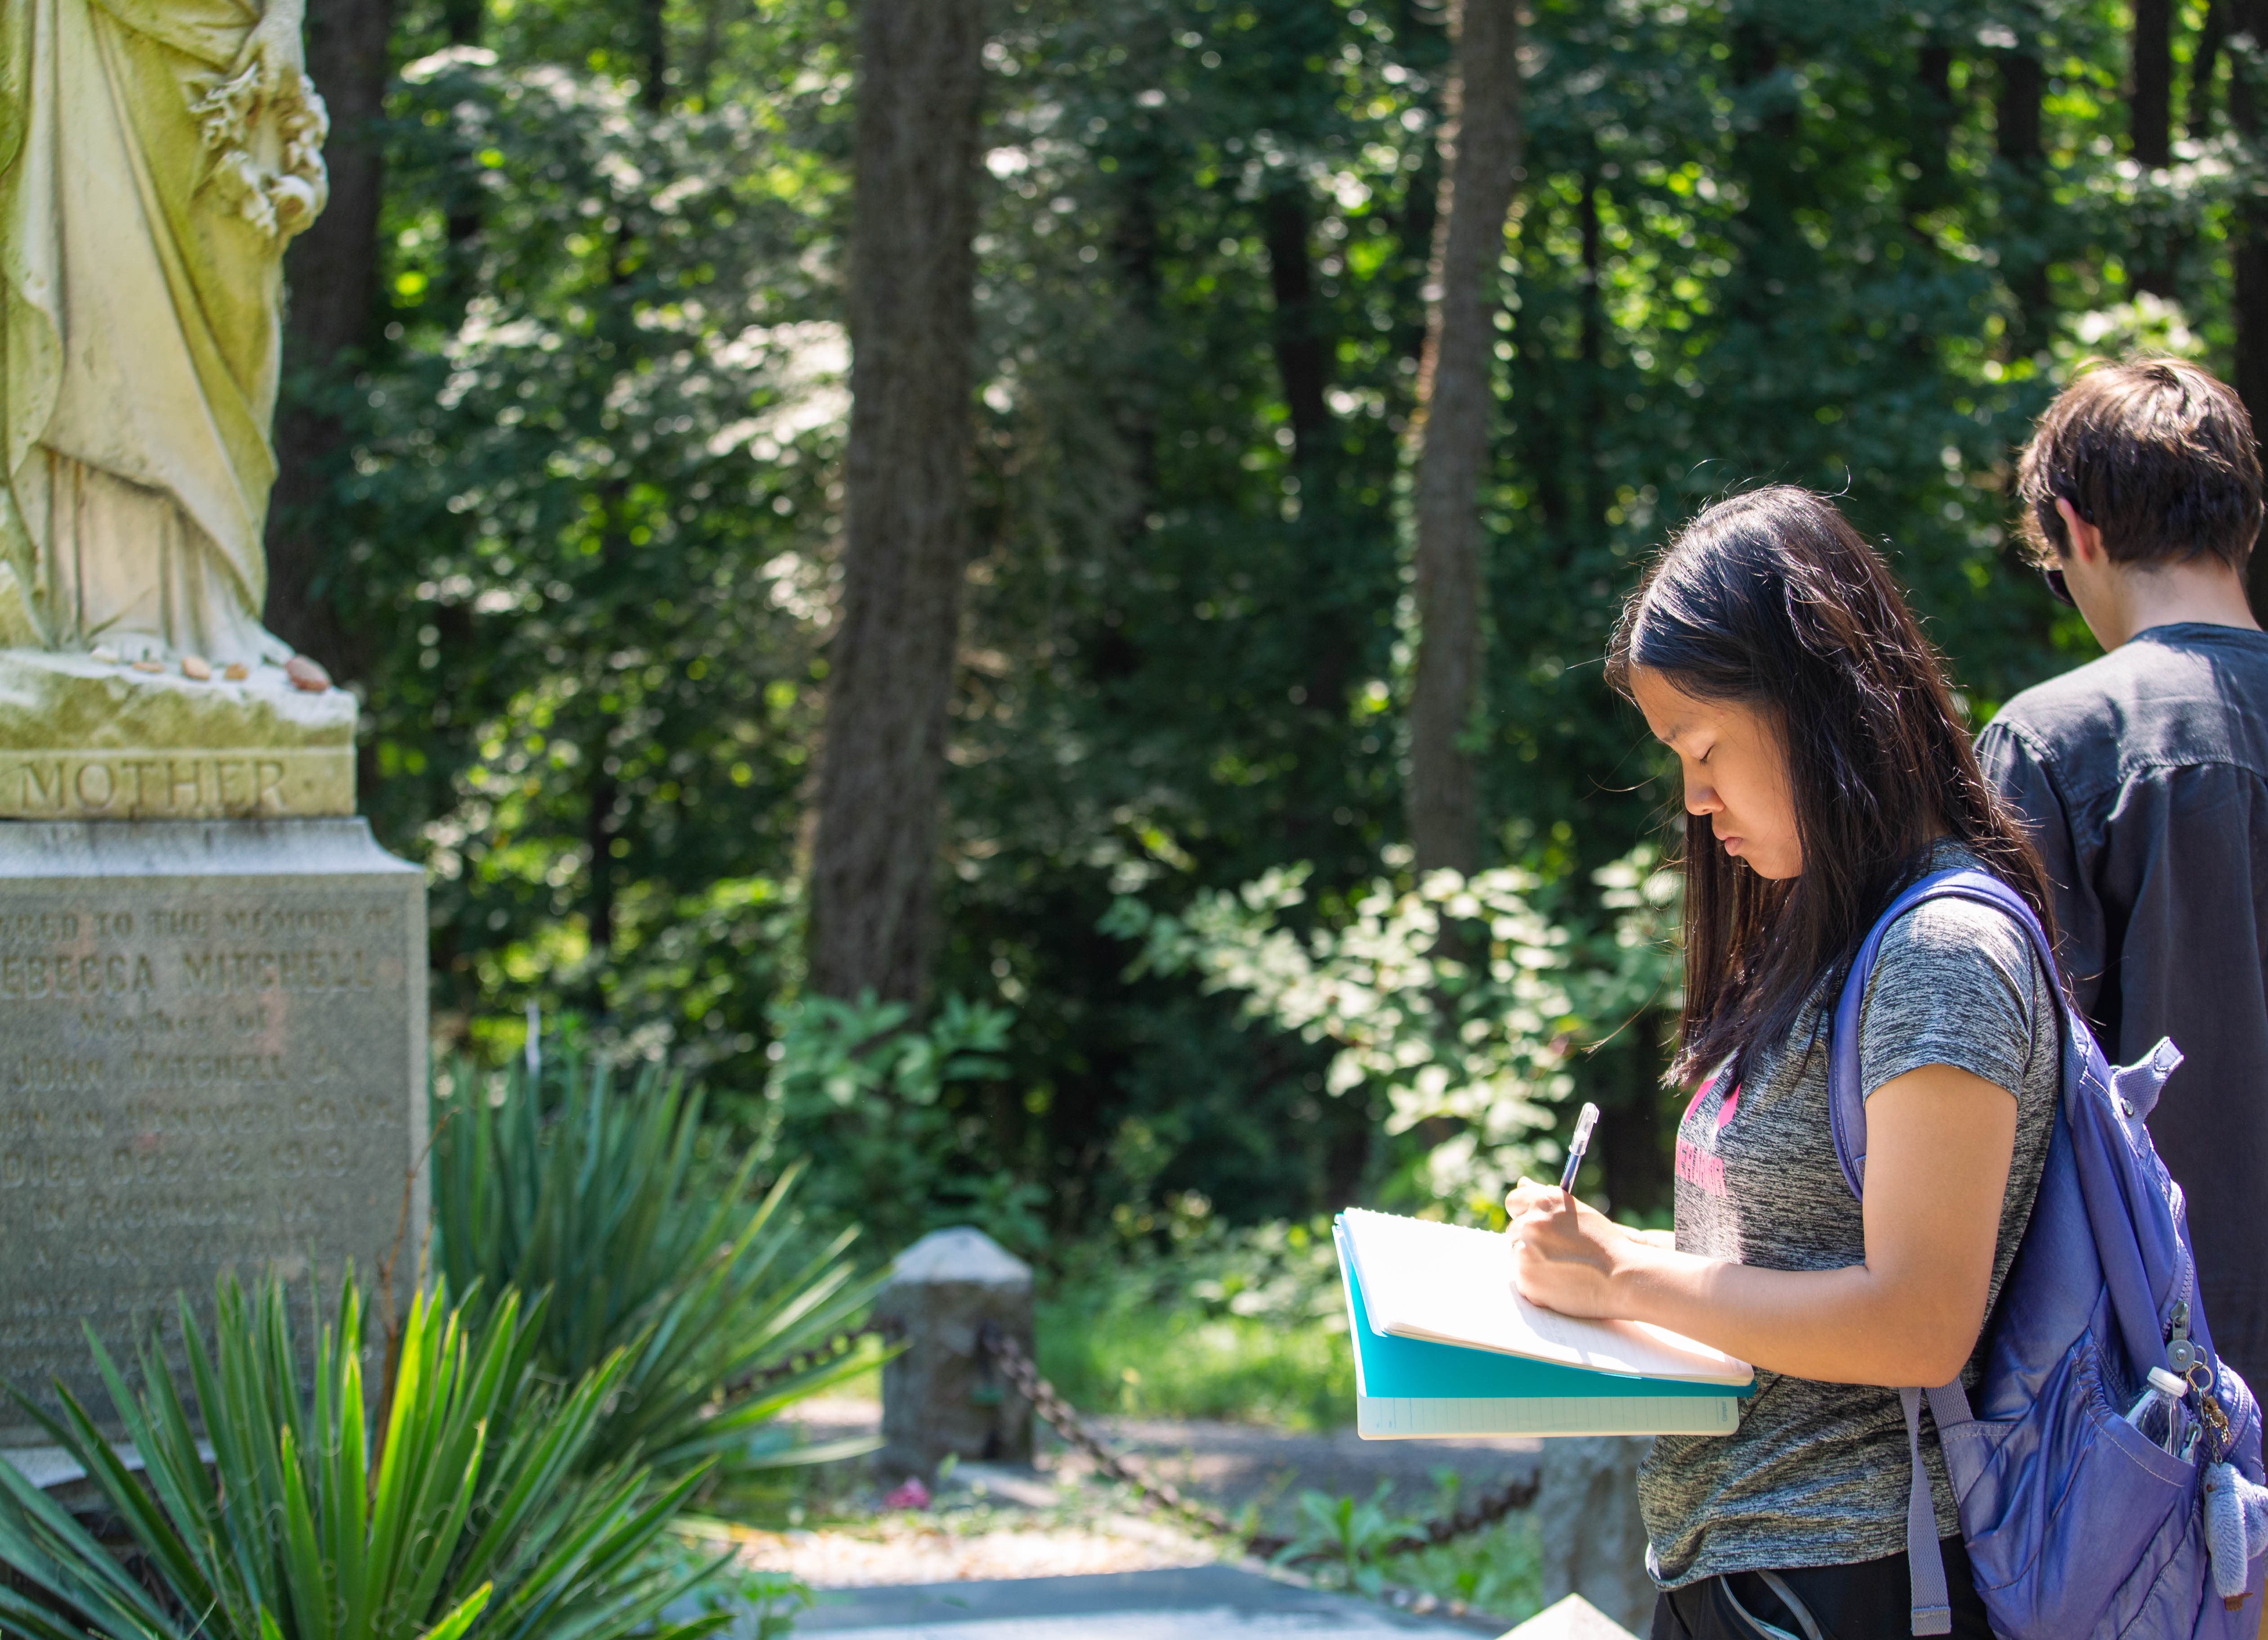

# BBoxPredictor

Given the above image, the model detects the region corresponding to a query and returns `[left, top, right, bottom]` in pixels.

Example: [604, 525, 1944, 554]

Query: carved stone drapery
[1, 0, 326, 668]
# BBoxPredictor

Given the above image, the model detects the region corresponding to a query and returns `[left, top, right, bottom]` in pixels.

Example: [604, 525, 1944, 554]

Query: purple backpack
[1828, 868, 2268, 1637]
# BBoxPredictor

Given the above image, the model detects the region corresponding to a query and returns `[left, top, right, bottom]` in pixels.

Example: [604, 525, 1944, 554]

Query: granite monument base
[0, 819, 424, 1448]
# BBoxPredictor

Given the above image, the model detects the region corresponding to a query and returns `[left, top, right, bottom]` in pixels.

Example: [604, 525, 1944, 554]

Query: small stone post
[1535, 1436, 1656, 1634]
[874, 1226, 1034, 1478]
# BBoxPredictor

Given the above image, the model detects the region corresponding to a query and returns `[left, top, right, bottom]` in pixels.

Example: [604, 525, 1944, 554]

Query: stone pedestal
[874, 1227, 1034, 1478]
[1535, 1436, 1656, 1635]
[0, 652, 356, 820]
[0, 819, 423, 1444]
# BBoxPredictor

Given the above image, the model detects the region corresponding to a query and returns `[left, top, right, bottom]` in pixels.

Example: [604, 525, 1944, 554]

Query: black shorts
[1651, 1537, 1995, 1640]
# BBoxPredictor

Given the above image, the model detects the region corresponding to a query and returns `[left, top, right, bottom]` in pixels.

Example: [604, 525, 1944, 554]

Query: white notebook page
[1340, 1208, 1753, 1386]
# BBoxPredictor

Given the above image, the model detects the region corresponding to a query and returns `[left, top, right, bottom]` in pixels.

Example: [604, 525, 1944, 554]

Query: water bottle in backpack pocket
[1829, 870, 2268, 1638]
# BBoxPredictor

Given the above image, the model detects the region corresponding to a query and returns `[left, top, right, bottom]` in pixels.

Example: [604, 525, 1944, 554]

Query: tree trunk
[1908, 37, 1956, 224]
[2230, 1, 2268, 611]
[439, 0, 485, 322]
[2192, 0, 2228, 137]
[636, 0, 669, 109]
[1389, 0, 1450, 371]
[1996, 40, 2052, 354]
[2133, 0, 2176, 294]
[806, 0, 987, 1004]
[1405, 0, 1522, 877]
[442, 0, 481, 45]
[264, 0, 397, 674]
[2134, 0, 2174, 165]
[1262, 187, 1332, 472]
[691, 0, 736, 106]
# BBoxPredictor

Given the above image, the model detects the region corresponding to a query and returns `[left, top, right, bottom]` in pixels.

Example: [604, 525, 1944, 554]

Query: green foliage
[0, 1275, 723, 1640]
[642, 1534, 812, 1640]
[313, 0, 2189, 1239]
[429, 1053, 881, 1484]
[1109, 846, 1681, 1215]
[344, 42, 847, 1086]
[1274, 1482, 1418, 1597]
[1036, 1205, 1354, 1429]
[1379, 1508, 1545, 1626]
[1278, 1474, 1544, 1619]
[750, 991, 1046, 1256]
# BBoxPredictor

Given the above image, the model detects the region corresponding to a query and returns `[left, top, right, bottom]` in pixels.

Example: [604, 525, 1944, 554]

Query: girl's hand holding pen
[1504, 1178, 1663, 1320]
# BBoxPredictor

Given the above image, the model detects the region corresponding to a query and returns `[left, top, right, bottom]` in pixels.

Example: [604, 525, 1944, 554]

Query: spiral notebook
[1335, 1209, 1752, 1439]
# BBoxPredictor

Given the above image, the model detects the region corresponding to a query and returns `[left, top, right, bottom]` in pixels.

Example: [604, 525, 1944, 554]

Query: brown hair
[2016, 357, 2264, 571]
[1607, 487, 2056, 1086]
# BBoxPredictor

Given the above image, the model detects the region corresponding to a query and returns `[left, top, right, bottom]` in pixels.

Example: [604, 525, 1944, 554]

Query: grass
[1036, 1298, 1354, 1429]
[1033, 1207, 1355, 1430]
[1383, 1515, 1546, 1626]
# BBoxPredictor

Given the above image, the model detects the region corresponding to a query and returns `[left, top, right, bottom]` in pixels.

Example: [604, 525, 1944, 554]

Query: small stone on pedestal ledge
[874, 1226, 1035, 1479]
[0, 650, 355, 819]
[1496, 1593, 1643, 1640]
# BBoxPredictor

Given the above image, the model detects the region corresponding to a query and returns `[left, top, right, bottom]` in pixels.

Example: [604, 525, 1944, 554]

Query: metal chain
[979, 1321, 1265, 1546]
[737, 1318, 1539, 1576]
[730, 1320, 895, 1396]
[978, 1323, 1538, 1563]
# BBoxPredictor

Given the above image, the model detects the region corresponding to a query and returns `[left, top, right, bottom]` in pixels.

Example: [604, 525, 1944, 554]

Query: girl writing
[1509, 487, 2060, 1639]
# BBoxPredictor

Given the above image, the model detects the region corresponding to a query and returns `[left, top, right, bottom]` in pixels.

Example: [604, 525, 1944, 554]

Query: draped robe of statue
[0, 0, 325, 667]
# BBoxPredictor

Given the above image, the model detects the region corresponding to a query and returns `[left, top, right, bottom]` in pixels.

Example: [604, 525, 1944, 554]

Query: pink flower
[882, 1478, 932, 1510]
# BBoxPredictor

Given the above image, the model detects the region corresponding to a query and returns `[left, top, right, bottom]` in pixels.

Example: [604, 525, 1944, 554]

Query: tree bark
[2134, 0, 2174, 166]
[1909, 37, 1956, 223]
[1996, 40, 2052, 354]
[2230, 1, 2268, 611]
[1262, 187, 1332, 472]
[2133, 0, 2176, 294]
[2192, 0, 2228, 137]
[636, 0, 669, 109]
[264, 0, 397, 674]
[1405, 0, 1522, 877]
[1389, 0, 1449, 371]
[806, 0, 986, 1004]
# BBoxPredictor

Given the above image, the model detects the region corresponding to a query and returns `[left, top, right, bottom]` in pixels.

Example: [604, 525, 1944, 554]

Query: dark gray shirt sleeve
[1857, 896, 2047, 1105]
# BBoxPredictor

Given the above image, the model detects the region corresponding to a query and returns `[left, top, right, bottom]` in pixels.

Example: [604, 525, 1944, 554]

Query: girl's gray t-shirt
[1637, 850, 2061, 1588]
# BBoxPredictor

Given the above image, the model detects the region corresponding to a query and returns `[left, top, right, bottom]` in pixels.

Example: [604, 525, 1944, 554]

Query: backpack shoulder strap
[1826, 867, 2058, 1199]
[1826, 868, 2063, 1639]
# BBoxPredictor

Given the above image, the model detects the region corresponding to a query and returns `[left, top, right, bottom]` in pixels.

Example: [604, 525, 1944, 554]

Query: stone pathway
[712, 1399, 1568, 1639]
[791, 1397, 1545, 1538]
[795, 1567, 1499, 1638]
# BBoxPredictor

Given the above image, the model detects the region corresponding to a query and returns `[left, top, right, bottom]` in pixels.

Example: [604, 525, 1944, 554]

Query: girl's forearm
[1609, 1239, 1984, 1387]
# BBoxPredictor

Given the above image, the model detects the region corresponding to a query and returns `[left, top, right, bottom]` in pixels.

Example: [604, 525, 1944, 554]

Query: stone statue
[0, 0, 326, 668]
[0, 0, 357, 820]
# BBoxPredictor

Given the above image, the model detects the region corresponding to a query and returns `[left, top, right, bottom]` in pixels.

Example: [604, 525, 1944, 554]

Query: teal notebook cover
[1335, 1215, 1748, 1438]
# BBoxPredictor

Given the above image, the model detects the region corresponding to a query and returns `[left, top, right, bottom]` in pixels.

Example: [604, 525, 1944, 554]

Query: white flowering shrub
[1103, 845, 1681, 1217]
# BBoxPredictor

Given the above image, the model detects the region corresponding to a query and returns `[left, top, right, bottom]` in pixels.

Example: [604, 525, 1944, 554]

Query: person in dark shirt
[1976, 357, 2268, 1387]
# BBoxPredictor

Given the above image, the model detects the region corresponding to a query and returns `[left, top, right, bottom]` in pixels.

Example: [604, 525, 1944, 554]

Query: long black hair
[1605, 486, 2055, 1085]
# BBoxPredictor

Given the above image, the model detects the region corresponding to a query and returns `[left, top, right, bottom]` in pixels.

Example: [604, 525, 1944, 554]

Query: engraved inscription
[0, 750, 353, 821]
[0, 872, 415, 1439]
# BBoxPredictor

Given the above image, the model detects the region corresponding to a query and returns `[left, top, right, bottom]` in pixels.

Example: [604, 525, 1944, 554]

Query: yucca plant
[430, 1052, 884, 1482]
[0, 1274, 728, 1640]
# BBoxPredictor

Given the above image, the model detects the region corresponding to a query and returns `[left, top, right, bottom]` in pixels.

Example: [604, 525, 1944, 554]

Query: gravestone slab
[0, 819, 423, 1443]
